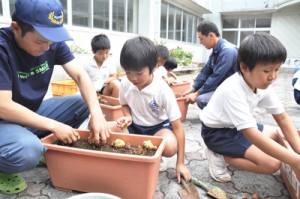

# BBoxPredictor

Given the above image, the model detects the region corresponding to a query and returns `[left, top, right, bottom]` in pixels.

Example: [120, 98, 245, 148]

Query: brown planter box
[175, 93, 188, 121]
[170, 80, 191, 94]
[98, 95, 123, 121]
[42, 130, 166, 199]
[279, 130, 300, 199]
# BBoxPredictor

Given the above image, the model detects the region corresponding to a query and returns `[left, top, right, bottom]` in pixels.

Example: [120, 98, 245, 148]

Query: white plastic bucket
[67, 193, 121, 199]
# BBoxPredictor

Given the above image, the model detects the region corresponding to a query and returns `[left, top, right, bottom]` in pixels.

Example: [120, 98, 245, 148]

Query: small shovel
[191, 177, 227, 199]
[178, 179, 201, 199]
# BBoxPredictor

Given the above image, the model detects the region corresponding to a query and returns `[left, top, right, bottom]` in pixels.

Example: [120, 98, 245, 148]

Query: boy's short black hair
[120, 36, 157, 74]
[237, 33, 287, 73]
[11, 12, 34, 37]
[155, 45, 169, 59]
[197, 21, 220, 37]
[164, 57, 177, 70]
[91, 34, 111, 53]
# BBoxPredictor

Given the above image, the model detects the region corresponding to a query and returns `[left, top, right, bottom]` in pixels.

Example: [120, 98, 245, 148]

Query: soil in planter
[56, 139, 157, 156]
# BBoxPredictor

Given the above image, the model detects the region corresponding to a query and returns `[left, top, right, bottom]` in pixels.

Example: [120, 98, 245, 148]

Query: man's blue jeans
[0, 95, 89, 173]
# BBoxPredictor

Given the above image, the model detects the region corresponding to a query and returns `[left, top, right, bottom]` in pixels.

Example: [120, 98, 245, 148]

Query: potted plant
[170, 46, 193, 66]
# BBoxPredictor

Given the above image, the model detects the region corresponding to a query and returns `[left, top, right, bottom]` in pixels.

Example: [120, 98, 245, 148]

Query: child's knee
[260, 160, 281, 174]
[109, 79, 120, 89]
[162, 148, 177, 157]
[162, 143, 177, 157]
[156, 130, 177, 157]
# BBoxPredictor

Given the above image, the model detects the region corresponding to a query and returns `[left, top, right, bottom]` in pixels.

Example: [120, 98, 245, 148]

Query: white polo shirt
[83, 56, 117, 91]
[201, 72, 284, 131]
[153, 66, 168, 79]
[119, 75, 181, 126]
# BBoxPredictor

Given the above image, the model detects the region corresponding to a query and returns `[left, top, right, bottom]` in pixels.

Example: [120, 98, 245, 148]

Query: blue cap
[15, 0, 73, 42]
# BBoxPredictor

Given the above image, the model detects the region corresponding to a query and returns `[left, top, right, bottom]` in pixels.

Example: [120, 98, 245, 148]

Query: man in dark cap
[0, 0, 110, 194]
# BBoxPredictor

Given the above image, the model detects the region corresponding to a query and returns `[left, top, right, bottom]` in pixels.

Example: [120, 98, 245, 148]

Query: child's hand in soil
[89, 113, 111, 144]
[51, 122, 80, 144]
[116, 116, 132, 131]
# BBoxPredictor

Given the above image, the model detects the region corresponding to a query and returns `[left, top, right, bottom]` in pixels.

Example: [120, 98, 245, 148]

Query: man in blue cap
[0, 0, 110, 194]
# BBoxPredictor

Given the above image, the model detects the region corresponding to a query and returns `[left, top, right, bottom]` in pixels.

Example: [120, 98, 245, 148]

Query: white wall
[271, 4, 300, 68]
[271, 4, 300, 59]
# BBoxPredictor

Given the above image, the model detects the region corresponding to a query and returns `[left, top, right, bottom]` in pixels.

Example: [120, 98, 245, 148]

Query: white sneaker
[159, 157, 168, 172]
[205, 148, 231, 182]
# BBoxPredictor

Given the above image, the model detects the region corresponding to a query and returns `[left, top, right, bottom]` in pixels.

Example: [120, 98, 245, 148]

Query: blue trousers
[292, 78, 300, 105]
[0, 95, 89, 173]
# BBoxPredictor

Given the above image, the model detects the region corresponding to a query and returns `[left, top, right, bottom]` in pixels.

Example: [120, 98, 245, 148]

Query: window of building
[241, 18, 255, 28]
[222, 31, 238, 45]
[175, 8, 182, 41]
[240, 30, 254, 42]
[160, 2, 167, 38]
[93, 0, 109, 29]
[222, 16, 271, 46]
[9, 0, 15, 16]
[0, 0, 3, 16]
[223, 18, 238, 28]
[72, 0, 90, 27]
[256, 18, 271, 28]
[168, 5, 175, 40]
[112, 0, 136, 32]
[160, 1, 202, 44]
[60, 0, 68, 24]
[187, 14, 194, 43]
[113, 0, 125, 31]
[7, 0, 137, 33]
[127, 0, 136, 33]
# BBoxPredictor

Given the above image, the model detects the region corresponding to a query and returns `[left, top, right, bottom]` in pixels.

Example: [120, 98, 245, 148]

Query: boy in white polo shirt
[116, 36, 191, 183]
[201, 33, 300, 183]
[83, 34, 120, 98]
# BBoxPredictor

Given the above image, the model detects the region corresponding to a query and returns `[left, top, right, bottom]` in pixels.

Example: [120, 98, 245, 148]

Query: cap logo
[48, 11, 64, 25]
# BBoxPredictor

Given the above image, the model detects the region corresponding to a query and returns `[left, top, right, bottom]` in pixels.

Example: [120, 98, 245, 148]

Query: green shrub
[69, 43, 89, 54]
[170, 47, 193, 66]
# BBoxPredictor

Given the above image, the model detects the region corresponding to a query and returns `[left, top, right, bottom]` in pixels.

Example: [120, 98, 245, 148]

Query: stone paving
[1, 68, 299, 199]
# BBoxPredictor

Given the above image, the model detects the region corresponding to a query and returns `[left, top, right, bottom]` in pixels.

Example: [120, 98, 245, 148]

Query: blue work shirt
[193, 38, 238, 94]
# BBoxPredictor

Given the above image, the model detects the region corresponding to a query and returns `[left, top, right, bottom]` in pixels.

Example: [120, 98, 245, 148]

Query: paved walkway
[1, 69, 299, 199]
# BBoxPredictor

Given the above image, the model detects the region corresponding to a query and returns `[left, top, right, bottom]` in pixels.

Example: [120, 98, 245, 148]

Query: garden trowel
[178, 179, 200, 199]
[190, 177, 227, 199]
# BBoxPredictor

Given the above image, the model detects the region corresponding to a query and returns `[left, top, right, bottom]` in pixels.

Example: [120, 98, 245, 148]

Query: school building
[0, 0, 299, 68]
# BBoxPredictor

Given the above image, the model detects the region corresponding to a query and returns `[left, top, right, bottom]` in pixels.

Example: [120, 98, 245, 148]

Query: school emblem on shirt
[149, 100, 159, 117]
